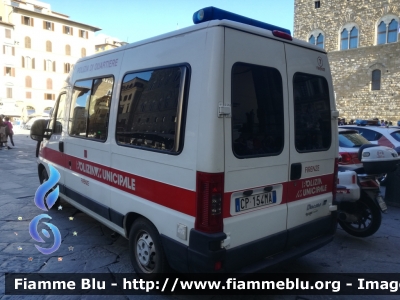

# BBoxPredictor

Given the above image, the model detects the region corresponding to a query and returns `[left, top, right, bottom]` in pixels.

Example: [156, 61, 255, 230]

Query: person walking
[3, 117, 14, 147]
[0, 119, 11, 149]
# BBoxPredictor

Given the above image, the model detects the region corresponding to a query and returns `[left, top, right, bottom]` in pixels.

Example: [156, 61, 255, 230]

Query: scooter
[336, 145, 399, 237]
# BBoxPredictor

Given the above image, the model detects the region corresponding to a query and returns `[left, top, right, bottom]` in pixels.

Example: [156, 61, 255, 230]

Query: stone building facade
[294, 0, 400, 122]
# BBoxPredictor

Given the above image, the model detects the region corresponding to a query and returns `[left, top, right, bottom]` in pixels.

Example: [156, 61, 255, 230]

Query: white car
[23, 116, 49, 130]
[338, 128, 371, 170]
[340, 124, 400, 152]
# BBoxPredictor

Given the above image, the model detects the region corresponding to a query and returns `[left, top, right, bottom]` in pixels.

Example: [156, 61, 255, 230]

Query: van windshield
[231, 63, 284, 158]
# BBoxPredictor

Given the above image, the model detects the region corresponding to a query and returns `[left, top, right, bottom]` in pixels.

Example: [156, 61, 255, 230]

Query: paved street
[0, 128, 400, 300]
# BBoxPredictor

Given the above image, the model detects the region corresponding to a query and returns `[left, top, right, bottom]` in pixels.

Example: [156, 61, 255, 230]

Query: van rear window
[115, 66, 188, 154]
[293, 73, 331, 152]
[231, 63, 284, 158]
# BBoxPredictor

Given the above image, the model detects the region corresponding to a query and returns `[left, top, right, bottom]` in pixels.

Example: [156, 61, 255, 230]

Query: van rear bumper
[161, 214, 337, 273]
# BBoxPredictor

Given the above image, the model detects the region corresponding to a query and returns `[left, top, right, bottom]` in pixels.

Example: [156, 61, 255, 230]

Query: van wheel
[40, 168, 60, 209]
[129, 218, 169, 278]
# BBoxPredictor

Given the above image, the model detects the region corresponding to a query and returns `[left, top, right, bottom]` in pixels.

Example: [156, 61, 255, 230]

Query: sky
[49, 0, 295, 43]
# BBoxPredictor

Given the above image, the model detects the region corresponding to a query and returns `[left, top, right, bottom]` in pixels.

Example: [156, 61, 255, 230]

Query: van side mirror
[30, 119, 51, 141]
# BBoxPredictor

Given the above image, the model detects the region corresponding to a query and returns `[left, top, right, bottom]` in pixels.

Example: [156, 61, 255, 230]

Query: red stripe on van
[222, 174, 334, 218]
[41, 148, 197, 216]
[285, 174, 334, 203]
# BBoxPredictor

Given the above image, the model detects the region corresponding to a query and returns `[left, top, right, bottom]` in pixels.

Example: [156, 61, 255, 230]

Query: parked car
[23, 116, 49, 130]
[338, 128, 371, 170]
[340, 123, 400, 152]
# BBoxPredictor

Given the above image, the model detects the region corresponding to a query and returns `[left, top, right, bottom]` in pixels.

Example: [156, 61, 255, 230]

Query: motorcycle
[335, 144, 399, 237]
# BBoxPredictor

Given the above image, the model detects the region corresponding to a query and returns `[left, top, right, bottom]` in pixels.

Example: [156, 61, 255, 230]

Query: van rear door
[284, 44, 336, 246]
[223, 28, 290, 268]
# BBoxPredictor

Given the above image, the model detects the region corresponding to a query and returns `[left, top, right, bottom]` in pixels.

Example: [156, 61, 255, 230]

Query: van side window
[68, 77, 114, 141]
[293, 73, 331, 152]
[231, 63, 284, 158]
[115, 66, 188, 153]
[49, 93, 66, 134]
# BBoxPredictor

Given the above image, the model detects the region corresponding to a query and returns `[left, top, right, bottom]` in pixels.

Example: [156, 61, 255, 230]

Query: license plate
[235, 191, 277, 212]
[376, 196, 387, 211]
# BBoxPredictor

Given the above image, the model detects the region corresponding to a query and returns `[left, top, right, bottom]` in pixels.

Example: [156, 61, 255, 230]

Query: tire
[39, 168, 60, 209]
[129, 218, 169, 279]
[338, 196, 382, 237]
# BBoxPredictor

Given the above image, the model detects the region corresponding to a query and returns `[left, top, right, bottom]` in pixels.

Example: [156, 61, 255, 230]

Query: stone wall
[294, 0, 400, 122]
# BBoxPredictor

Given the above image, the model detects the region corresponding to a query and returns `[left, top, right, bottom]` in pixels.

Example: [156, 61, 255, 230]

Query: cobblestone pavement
[0, 128, 399, 300]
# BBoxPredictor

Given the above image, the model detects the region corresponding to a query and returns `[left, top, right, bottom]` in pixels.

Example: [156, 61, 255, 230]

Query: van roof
[78, 18, 325, 64]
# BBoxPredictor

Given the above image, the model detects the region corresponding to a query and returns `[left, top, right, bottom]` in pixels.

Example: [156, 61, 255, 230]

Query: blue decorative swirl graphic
[29, 214, 62, 255]
[30, 164, 62, 255]
[34, 165, 60, 211]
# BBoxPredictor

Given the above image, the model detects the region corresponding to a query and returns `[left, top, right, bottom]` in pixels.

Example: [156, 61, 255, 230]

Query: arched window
[44, 59, 53, 71]
[340, 29, 348, 50]
[25, 36, 31, 49]
[341, 26, 359, 50]
[23, 57, 35, 69]
[309, 32, 324, 49]
[350, 27, 358, 48]
[46, 40, 52, 52]
[81, 47, 86, 57]
[26, 57, 31, 69]
[371, 69, 381, 90]
[65, 44, 71, 55]
[47, 78, 53, 90]
[64, 63, 71, 73]
[388, 19, 398, 43]
[378, 21, 387, 44]
[25, 76, 32, 88]
[377, 17, 399, 44]
[316, 33, 324, 48]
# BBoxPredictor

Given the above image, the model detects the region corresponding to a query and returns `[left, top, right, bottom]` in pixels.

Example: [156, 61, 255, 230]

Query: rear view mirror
[30, 119, 50, 141]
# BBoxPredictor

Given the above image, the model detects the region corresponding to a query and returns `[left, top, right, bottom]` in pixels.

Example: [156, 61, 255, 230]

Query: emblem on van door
[316, 57, 325, 72]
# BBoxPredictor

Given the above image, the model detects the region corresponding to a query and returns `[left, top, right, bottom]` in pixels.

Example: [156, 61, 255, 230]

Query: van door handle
[290, 163, 302, 180]
[59, 141, 64, 153]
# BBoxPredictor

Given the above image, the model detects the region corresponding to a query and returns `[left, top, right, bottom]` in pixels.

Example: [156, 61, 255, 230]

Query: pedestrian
[0, 119, 11, 150]
[3, 117, 14, 147]
[380, 119, 385, 126]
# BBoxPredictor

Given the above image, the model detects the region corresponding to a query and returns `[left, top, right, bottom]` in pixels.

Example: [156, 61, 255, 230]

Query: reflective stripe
[41, 147, 196, 216]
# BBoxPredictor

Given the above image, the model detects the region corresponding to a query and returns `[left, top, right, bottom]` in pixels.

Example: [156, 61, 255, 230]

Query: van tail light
[195, 172, 224, 233]
[272, 30, 293, 41]
[339, 152, 360, 165]
[332, 158, 339, 202]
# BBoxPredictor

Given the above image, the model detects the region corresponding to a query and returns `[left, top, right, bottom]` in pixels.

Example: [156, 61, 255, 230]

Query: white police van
[32, 7, 339, 276]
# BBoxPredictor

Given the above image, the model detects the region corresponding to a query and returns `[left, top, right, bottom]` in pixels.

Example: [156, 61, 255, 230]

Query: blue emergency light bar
[355, 119, 380, 126]
[193, 7, 291, 35]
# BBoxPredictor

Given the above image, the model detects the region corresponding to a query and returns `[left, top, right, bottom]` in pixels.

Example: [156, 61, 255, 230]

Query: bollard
[384, 167, 400, 207]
